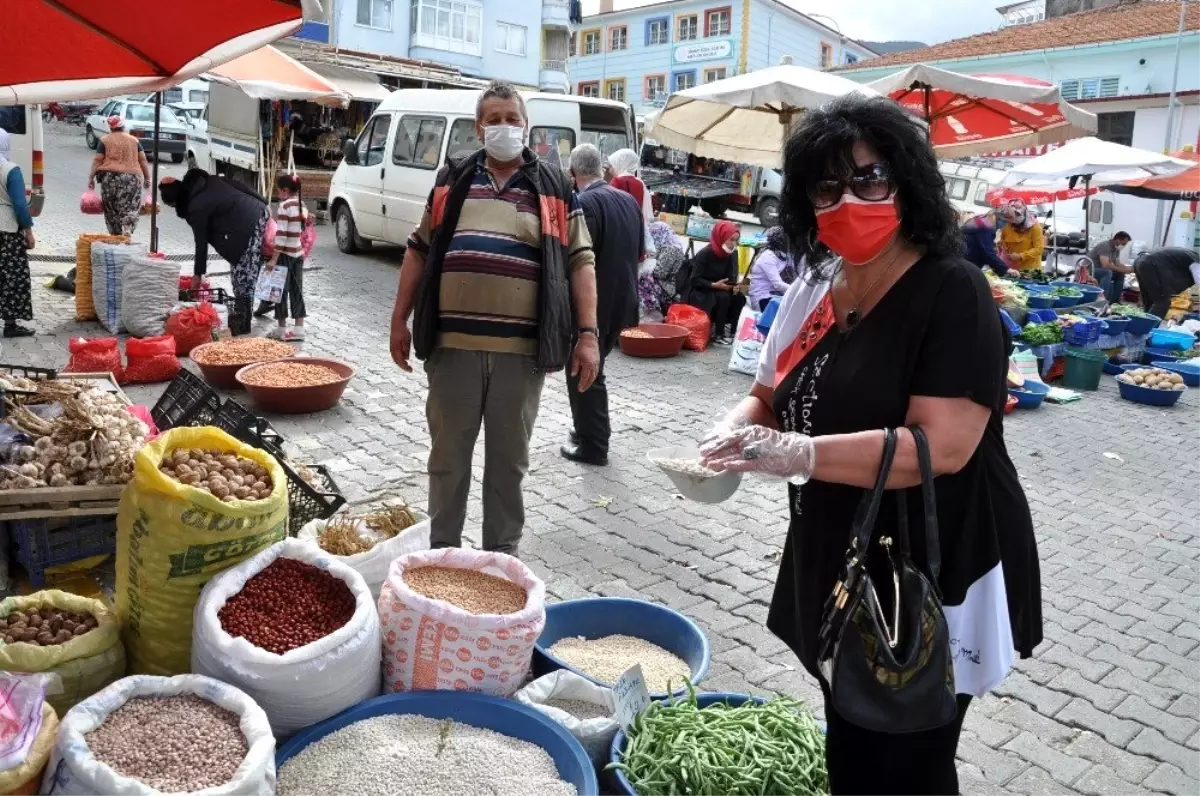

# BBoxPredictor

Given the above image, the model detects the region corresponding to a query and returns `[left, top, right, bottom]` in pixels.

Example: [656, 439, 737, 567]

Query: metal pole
[150, 91, 162, 253]
[1153, 0, 1187, 246]
[1163, 199, 1178, 246]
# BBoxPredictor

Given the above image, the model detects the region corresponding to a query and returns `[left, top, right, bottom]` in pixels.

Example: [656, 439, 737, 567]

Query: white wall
[1113, 104, 1200, 247]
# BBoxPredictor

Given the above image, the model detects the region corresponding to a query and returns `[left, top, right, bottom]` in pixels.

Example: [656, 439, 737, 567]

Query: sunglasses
[809, 163, 894, 209]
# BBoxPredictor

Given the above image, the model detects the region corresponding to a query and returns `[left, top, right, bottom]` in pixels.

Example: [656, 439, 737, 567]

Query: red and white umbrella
[868, 64, 1096, 159]
[985, 184, 1098, 207]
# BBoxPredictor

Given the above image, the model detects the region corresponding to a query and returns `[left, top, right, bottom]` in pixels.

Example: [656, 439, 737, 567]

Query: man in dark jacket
[561, 143, 643, 466]
[1134, 246, 1200, 319]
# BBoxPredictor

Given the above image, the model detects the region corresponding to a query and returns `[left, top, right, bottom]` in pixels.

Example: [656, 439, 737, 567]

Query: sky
[580, 0, 1006, 45]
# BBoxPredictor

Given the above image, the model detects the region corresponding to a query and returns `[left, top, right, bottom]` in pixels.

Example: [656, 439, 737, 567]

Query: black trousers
[822, 683, 972, 795]
[1135, 261, 1174, 319]
[709, 291, 746, 334]
[566, 332, 617, 457]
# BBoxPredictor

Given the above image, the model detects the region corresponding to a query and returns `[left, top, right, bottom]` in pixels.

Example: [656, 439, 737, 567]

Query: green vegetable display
[1108, 303, 1150, 317]
[1021, 322, 1064, 346]
[1049, 286, 1083, 298]
[609, 681, 828, 796]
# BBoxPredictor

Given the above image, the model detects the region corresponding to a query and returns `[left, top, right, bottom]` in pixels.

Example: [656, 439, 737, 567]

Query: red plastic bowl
[235, 357, 355, 414]
[618, 324, 689, 358]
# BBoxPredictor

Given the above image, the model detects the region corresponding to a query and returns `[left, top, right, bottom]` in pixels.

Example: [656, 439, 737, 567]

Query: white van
[328, 90, 635, 253]
[938, 161, 1008, 220]
[0, 105, 45, 217]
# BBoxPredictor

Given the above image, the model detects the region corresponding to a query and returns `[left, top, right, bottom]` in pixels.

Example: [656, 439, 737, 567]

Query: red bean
[218, 558, 355, 654]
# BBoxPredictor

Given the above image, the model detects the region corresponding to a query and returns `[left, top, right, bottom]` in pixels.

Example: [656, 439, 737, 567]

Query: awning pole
[1162, 199, 1177, 247]
[1153, 0, 1187, 246]
[150, 91, 161, 253]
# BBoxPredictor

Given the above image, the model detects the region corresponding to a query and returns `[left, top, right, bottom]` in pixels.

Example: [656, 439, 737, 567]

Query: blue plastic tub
[1101, 358, 1125, 376]
[1123, 313, 1162, 337]
[276, 692, 598, 795]
[1026, 308, 1059, 324]
[1009, 379, 1050, 409]
[1020, 282, 1051, 293]
[998, 308, 1022, 337]
[1053, 292, 1084, 308]
[1116, 377, 1186, 407]
[1027, 294, 1055, 309]
[1147, 328, 1196, 351]
[1141, 346, 1187, 364]
[534, 598, 710, 699]
[1100, 316, 1129, 336]
[1151, 360, 1200, 387]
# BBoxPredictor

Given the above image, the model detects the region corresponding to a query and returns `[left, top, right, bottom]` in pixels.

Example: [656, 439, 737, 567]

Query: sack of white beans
[191, 538, 382, 736]
[296, 513, 431, 599]
[379, 548, 546, 697]
[515, 669, 618, 763]
[41, 674, 275, 796]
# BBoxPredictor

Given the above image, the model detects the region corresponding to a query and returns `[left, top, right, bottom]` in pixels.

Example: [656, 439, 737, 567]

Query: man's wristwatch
[578, 327, 599, 339]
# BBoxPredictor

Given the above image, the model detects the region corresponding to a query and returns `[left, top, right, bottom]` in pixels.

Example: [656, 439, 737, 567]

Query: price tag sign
[613, 664, 651, 730]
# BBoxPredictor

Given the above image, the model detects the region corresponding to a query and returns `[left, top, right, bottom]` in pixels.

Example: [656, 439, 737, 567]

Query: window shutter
[1059, 79, 1079, 101]
[1099, 77, 1120, 98]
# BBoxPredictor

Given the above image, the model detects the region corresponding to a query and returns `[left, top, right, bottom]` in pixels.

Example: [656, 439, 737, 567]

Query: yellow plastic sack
[0, 702, 58, 795]
[74, 234, 127, 323]
[116, 427, 288, 676]
[0, 592, 125, 715]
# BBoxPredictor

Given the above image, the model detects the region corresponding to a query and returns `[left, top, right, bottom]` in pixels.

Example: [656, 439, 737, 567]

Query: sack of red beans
[121, 336, 181, 385]
[191, 538, 382, 736]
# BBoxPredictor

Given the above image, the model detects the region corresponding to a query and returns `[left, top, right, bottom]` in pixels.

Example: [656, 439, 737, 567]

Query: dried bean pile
[402, 565, 527, 615]
[277, 714, 577, 796]
[85, 695, 248, 793]
[549, 635, 691, 692]
[241, 362, 344, 388]
[0, 606, 96, 646]
[655, 457, 719, 478]
[158, 448, 273, 502]
[219, 558, 355, 654]
[621, 329, 652, 339]
[542, 697, 611, 721]
[192, 338, 294, 366]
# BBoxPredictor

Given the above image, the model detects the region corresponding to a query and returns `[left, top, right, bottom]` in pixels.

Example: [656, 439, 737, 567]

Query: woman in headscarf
[962, 208, 1015, 278]
[749, 226, 799, 311]
[639, 220, 685, 318]
[686, 218, 746, 344]
[87, 115, 151, 236]
[997, 199, 1044, 274]
[0, 130, 36, 337]
[606, 148, 654, 222]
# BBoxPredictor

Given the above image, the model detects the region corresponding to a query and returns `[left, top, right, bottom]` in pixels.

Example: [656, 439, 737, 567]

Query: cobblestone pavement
[6, 134, 1199, 795]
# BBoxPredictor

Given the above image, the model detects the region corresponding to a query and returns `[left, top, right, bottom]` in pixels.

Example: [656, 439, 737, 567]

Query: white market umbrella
[646, 65, 880, 169]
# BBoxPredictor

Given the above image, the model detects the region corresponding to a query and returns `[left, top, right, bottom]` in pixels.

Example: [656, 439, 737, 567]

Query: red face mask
[815, 195, 900, 265]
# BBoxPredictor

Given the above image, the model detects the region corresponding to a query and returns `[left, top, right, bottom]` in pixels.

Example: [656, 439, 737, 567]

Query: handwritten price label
[613, 664, 651, 730]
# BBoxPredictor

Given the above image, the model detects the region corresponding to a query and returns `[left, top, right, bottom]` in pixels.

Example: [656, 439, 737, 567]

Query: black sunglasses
[809, 163, 894, 209]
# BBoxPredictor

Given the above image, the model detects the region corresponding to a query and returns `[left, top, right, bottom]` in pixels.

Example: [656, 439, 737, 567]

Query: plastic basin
[1116, 377, 1186, 407]
[1053, 292, 1084, 308]
[647, 445, 741, 504]
[1100, 317, 1129, 336]
[533, 598, 711, 700]
[235, 357, 354, 414]
[1151, 360, 1200, 387]
[1027, 294, 1055, 309]
[275, 691, 598, 795]
[618, 324, 689, 358]
[189, 341, 295, 389]
[1147, 328, 1196, 351]
[1026, 309, 1059, 324]
[1141, 346, 1188, 364]
[1123, 313, 1161, 337]
[1008, 379, 1050, 409]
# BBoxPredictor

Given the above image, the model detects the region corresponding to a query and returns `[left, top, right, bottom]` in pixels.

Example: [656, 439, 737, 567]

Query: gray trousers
[425, 348, 545, 555]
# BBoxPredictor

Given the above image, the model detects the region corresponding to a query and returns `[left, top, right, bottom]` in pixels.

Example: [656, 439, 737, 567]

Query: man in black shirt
[1087, 231, 1131, 302]
[1133, 246, 1200, 319]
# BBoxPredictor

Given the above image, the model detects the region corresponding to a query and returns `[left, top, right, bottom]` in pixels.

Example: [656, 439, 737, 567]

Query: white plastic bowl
[647, 445, 742, 504]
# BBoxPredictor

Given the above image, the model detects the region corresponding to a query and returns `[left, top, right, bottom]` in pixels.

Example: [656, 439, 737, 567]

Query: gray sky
[581, 0, 1005, 45]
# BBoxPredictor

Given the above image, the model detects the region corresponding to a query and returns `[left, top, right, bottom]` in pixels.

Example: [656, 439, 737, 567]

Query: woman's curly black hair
[779, 94, 963, 281]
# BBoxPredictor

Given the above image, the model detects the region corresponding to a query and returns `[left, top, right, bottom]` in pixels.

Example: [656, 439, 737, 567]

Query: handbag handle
[848, 428, 899, 557]
[906, 425, 942, 583]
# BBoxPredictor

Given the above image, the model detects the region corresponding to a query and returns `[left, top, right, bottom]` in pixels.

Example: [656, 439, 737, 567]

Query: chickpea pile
[622, 329, 653, 339]
[158, 448, 274, 502]
[1, 606, 97, 646]
[192, 339, 295, 366]
[240, 362, 344, 388]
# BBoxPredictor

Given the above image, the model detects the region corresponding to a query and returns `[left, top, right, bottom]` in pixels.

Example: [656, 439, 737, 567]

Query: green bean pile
[609, 681, 828, 796]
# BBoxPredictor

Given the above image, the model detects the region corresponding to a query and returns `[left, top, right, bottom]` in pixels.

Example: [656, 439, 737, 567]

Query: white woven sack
[727, 304, 764, 377]
[122, 254, 182, 337]
[379, 548, 546, 697]
[41, 674, 275, 796]
[191, 538, 382, 736]
[90, 242, 140, 333]
[296, 513, 431, 599]
[515, 670, 618, 763]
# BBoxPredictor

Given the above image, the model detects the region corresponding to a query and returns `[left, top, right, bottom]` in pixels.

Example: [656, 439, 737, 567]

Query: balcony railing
[542, 59, 568, 73]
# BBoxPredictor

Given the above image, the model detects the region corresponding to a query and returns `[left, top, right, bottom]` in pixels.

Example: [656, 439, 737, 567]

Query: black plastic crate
[0, 363, 58, 380]
[151, 369, 221, 431]
[9, 515, 117, 588]
[213, 399, 287, 457]
[281, 462, 345, 537]
[178, 287, 231, 304]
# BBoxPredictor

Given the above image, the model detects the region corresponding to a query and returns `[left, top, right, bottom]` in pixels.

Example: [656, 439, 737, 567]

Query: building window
[672, 70, 697, 91]
[609, 25, 627, 51]
[496, 22, 526, 55]
[844, 52, 858, 65]
[1060, 76, 1120, 101]
[392, 116, 446, 168]
[582, 28, 601, 55]
[647, 17, 670, 46]
[677, 14, 698, 41]
[820, 42, 833, 69]
[412, 0, 483, 56]
[705, 7, 731, 37]
[356, 0, 392, 29]
[605, 79, 626, 103]
[1097, 111, 1135, 147]
[645, 74, 666, 103]
[569, 31, 576, 56]
[578, 81, 600, 98]
[704, 67, 727, 83]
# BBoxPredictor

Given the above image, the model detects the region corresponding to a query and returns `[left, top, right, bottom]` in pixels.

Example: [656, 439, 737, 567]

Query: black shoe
[253, 301, 274, 318]
[2, 324, 34, 338]
[569, 430, 580, 446]
[559, 444, 608, 467]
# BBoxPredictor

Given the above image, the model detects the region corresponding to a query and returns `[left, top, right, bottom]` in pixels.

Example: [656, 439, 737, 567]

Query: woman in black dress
[701, 95, 1042, 795]
[686, 219, 746, 344]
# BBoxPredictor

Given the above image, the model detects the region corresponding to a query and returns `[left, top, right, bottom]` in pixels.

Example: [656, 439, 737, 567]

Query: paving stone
[1090, 644, 1164, 682]
[963, 712, 1020, 748]
[1002, 732, 1092, 786]
[1057, 698, 1143, 748]
[1005, 763, 1083, 794]
[1100, 667, 1181, 712]
[1144, 763, 1199, 796]
[1128, 728, 1200, 781]
[1167, 694, 1199, 720]
[996, 701, 1080, 748]
[1045, 669, 1125, 712]
[1062, 731, 1158, 785]
[955, 736, 1027, 787]
[1071, 764, 1153, 796]
[1114, 696, 1199, 745]
[992, 671, 1072, 717]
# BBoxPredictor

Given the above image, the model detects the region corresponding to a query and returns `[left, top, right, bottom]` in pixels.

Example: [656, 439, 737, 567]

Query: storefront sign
[673, 39, 732, 64]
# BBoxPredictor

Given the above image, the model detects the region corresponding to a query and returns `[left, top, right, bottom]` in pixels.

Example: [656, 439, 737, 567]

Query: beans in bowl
[241, 362, 344, 388]
[191, 339, 295, 366]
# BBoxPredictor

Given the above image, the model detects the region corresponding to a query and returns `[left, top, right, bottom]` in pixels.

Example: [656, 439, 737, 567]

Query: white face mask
[724, 243, 738, 255]
[483, 124, 525, 162]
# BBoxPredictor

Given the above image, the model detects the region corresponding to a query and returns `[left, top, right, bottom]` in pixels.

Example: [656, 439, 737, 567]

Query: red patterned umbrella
[985, 184, 1098, 207]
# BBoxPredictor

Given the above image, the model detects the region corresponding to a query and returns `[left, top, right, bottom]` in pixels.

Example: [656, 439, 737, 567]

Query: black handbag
[816, 425, 958, 733]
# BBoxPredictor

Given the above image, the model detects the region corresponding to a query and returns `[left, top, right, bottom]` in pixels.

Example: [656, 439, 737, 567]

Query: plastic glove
[700, 425, 816, 485]
[699, 411, 751, 452]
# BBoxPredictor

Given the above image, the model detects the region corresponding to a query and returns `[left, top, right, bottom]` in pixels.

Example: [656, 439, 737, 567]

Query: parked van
[0, 105, 45, 217]
[938, 161, 1008, 220]
[328, 90, 634, 253]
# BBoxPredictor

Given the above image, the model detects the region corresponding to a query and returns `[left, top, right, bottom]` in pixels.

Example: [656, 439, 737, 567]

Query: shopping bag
[253, 265, 288, 304]
[665, 303, 711, 352]
[262, 217, 277, 259]
[79, 190, 102, 215]
[727, 305, 765, 376]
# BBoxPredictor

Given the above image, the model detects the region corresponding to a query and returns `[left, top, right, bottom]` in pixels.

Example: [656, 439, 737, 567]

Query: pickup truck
[640, 141, 782, 226]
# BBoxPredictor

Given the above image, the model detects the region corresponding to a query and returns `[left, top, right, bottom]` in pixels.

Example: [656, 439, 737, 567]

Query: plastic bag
[116, 427, 288, 676]
[379, 548, 546, 697]
[262, 217, 277, 259]
[666, 303, 711, 352]
[91, 241, 140, 333]
[42, 674, 275, 796]
[62, 337, 122, 379]
[253, 265, 287, 304]
[78, 190, 102, 215]
[121, 336, 180, 385]
[122, 254, 180, 337]
[0, 673, 50, 772]
[192, 538, 382, 736]
[515, 670, 617, 764]
[75, 234, 127, 322]
[0, 592, 126, 715]
[0, 702, 56, 796]
[300, 215, 316, 258]
[727, 305, 765, 377]
[138, 191, 155, 216]
[297, 514, 431, 599]
[164, 302, 220, 356]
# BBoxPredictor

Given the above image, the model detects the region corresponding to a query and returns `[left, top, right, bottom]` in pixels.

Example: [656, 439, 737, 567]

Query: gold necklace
[839, 245, 905, 328]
